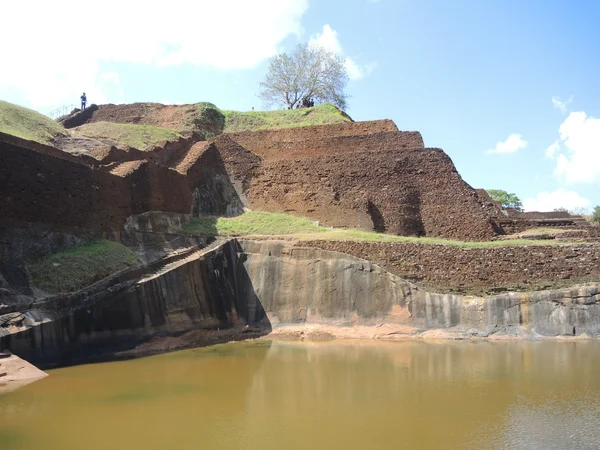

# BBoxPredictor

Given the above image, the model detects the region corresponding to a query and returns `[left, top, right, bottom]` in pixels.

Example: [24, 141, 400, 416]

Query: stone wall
[298, 240, 600, 295]
[0, 138, 132, 232]
[228, 130, 424, 160]
[123, 161, 191, 215]
[226, 119, 400, 155]
[213, 120, 497, 241]
[240, 147, 496, 240]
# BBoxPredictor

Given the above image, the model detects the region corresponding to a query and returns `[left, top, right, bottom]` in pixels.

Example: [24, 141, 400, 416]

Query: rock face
[238, 241, 600, 338]
[2, 239, 600, 368]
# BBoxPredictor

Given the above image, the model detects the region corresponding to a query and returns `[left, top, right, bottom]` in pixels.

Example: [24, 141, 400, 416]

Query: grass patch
[222, 103, 352, 132]
[182, 211, 584, 248]
[28, 240, 137, 294]
[0, 100, 67, 144]
[182, 102, 225, 137]
[183, 211, 326, 236]
[73, 121, 182, 150]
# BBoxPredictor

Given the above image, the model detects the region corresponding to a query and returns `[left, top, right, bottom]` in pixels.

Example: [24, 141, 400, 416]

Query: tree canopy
[593, 205, 600, 224]
[486, 189, 524, 211]
[259, 43, 349, 110]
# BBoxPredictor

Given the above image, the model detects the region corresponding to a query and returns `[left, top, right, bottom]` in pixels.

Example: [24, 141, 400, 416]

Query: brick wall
[240, 147, 496, 241]
[0, 140, 132, 232]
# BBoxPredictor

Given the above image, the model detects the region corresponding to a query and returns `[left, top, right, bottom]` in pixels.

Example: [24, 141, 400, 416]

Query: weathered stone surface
[2, 239, 600, 369]
[0, 352, 47, 393]
[300, 240, 600, 295]
[218, 125, 497, 241]
[237, 241, 600, 337]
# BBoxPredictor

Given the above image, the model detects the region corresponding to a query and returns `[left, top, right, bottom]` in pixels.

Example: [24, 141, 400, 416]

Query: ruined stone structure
[216, 121, 499, 240]
[2, 113, 504, 241]
[1, 104, 599, 375]
[474, 189, 590, 234]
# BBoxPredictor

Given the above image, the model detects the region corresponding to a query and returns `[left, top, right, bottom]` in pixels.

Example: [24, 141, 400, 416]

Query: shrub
[592, 206, 600, 225]
[185, 102, 225, 138]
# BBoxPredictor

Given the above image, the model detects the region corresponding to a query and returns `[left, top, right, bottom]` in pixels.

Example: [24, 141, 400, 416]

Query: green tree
[486, 189, 524, 211]
[259, 43, 349, 110]
[592, 205, 600, 224]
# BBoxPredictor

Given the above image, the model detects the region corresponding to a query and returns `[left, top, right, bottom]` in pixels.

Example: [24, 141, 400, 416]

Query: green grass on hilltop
[0, 100, 67, 144]
[222, 103, 352, 132]
[74, 121, 182, 150]
[28, 240, 137, 294]
[183, 211, 326, 236]
[182, 211, 584, 248]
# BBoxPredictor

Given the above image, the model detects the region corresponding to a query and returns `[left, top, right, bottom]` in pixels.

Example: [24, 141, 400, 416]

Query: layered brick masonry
[220, 121, 497, 241]
[0, 115, 588, 242]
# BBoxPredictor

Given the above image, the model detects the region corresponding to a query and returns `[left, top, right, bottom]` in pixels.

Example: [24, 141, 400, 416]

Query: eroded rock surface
[0, 353, 47, 393]
[2, 238, 599, 369]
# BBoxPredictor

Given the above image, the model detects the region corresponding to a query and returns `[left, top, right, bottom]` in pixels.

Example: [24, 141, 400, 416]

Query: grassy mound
[182, 102, 225, 137]
[0, 100, 67, 144]
[73, 122, 182, 150]
[183, 211, 580, 248]
[222, 103, 352, 132]
[183, 211, 326, 236]
[28, 240, 137, 294]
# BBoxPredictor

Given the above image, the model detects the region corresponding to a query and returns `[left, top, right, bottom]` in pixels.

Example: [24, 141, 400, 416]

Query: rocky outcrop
[238, 241, 600, 339]
[0, 352, 47, 393]
[2, 238, 600, 369]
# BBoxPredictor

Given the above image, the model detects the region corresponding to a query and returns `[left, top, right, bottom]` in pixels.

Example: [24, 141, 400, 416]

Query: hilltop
[0, 100, 67, 144]
[222, 103, 352, 132]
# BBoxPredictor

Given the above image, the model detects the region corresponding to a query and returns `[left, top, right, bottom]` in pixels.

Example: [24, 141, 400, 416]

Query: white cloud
[0, 0, 308, 110]
[523, 189, 591, 212]
[545, 141, 560, 159]
[485, 133, 528, 155]
[552, 95, 573, 114]
[309, 24, 376, 80]
[547, 111, 600, 184]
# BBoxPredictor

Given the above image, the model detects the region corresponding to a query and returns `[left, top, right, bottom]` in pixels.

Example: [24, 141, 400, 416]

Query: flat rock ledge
[0, 353, 48, 394]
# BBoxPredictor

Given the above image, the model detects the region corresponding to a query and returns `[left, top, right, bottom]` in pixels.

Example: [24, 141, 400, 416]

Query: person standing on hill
[80, 92, 87, 110]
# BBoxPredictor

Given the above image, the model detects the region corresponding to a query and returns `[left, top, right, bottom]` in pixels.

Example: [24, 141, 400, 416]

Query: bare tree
[259, 44, 349, 110]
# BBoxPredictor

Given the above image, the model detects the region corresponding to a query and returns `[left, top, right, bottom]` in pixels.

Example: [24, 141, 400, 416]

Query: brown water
[1, 340, 600, 450]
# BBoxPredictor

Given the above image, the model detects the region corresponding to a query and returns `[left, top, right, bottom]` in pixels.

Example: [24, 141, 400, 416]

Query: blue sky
[2, 0, 599, 211]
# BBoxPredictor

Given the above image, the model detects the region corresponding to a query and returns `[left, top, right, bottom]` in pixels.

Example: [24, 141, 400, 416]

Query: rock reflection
[1, 340, 600, 450]
[243, 340, 600, 449]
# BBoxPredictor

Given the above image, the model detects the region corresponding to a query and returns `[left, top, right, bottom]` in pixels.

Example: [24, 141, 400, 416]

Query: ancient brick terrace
[3, 109, 585, 243]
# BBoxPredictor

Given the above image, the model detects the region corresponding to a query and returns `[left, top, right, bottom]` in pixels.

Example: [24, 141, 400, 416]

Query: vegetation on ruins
[183, 211, 326, 236]
[27, 240, 137, 293]
[74, 122, 183, 150]
[182, 102, 225, 138]
[182, 211, 571, 248]
[486, 189, 524, 211]
[222, 103, 352, 132]
[592, 206, 600, 224]
[0, 100, 67, 144]
[259, 43, 349, 110]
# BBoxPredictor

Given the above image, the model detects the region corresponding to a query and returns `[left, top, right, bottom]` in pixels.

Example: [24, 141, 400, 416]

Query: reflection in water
[1, 340, 600, 449]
